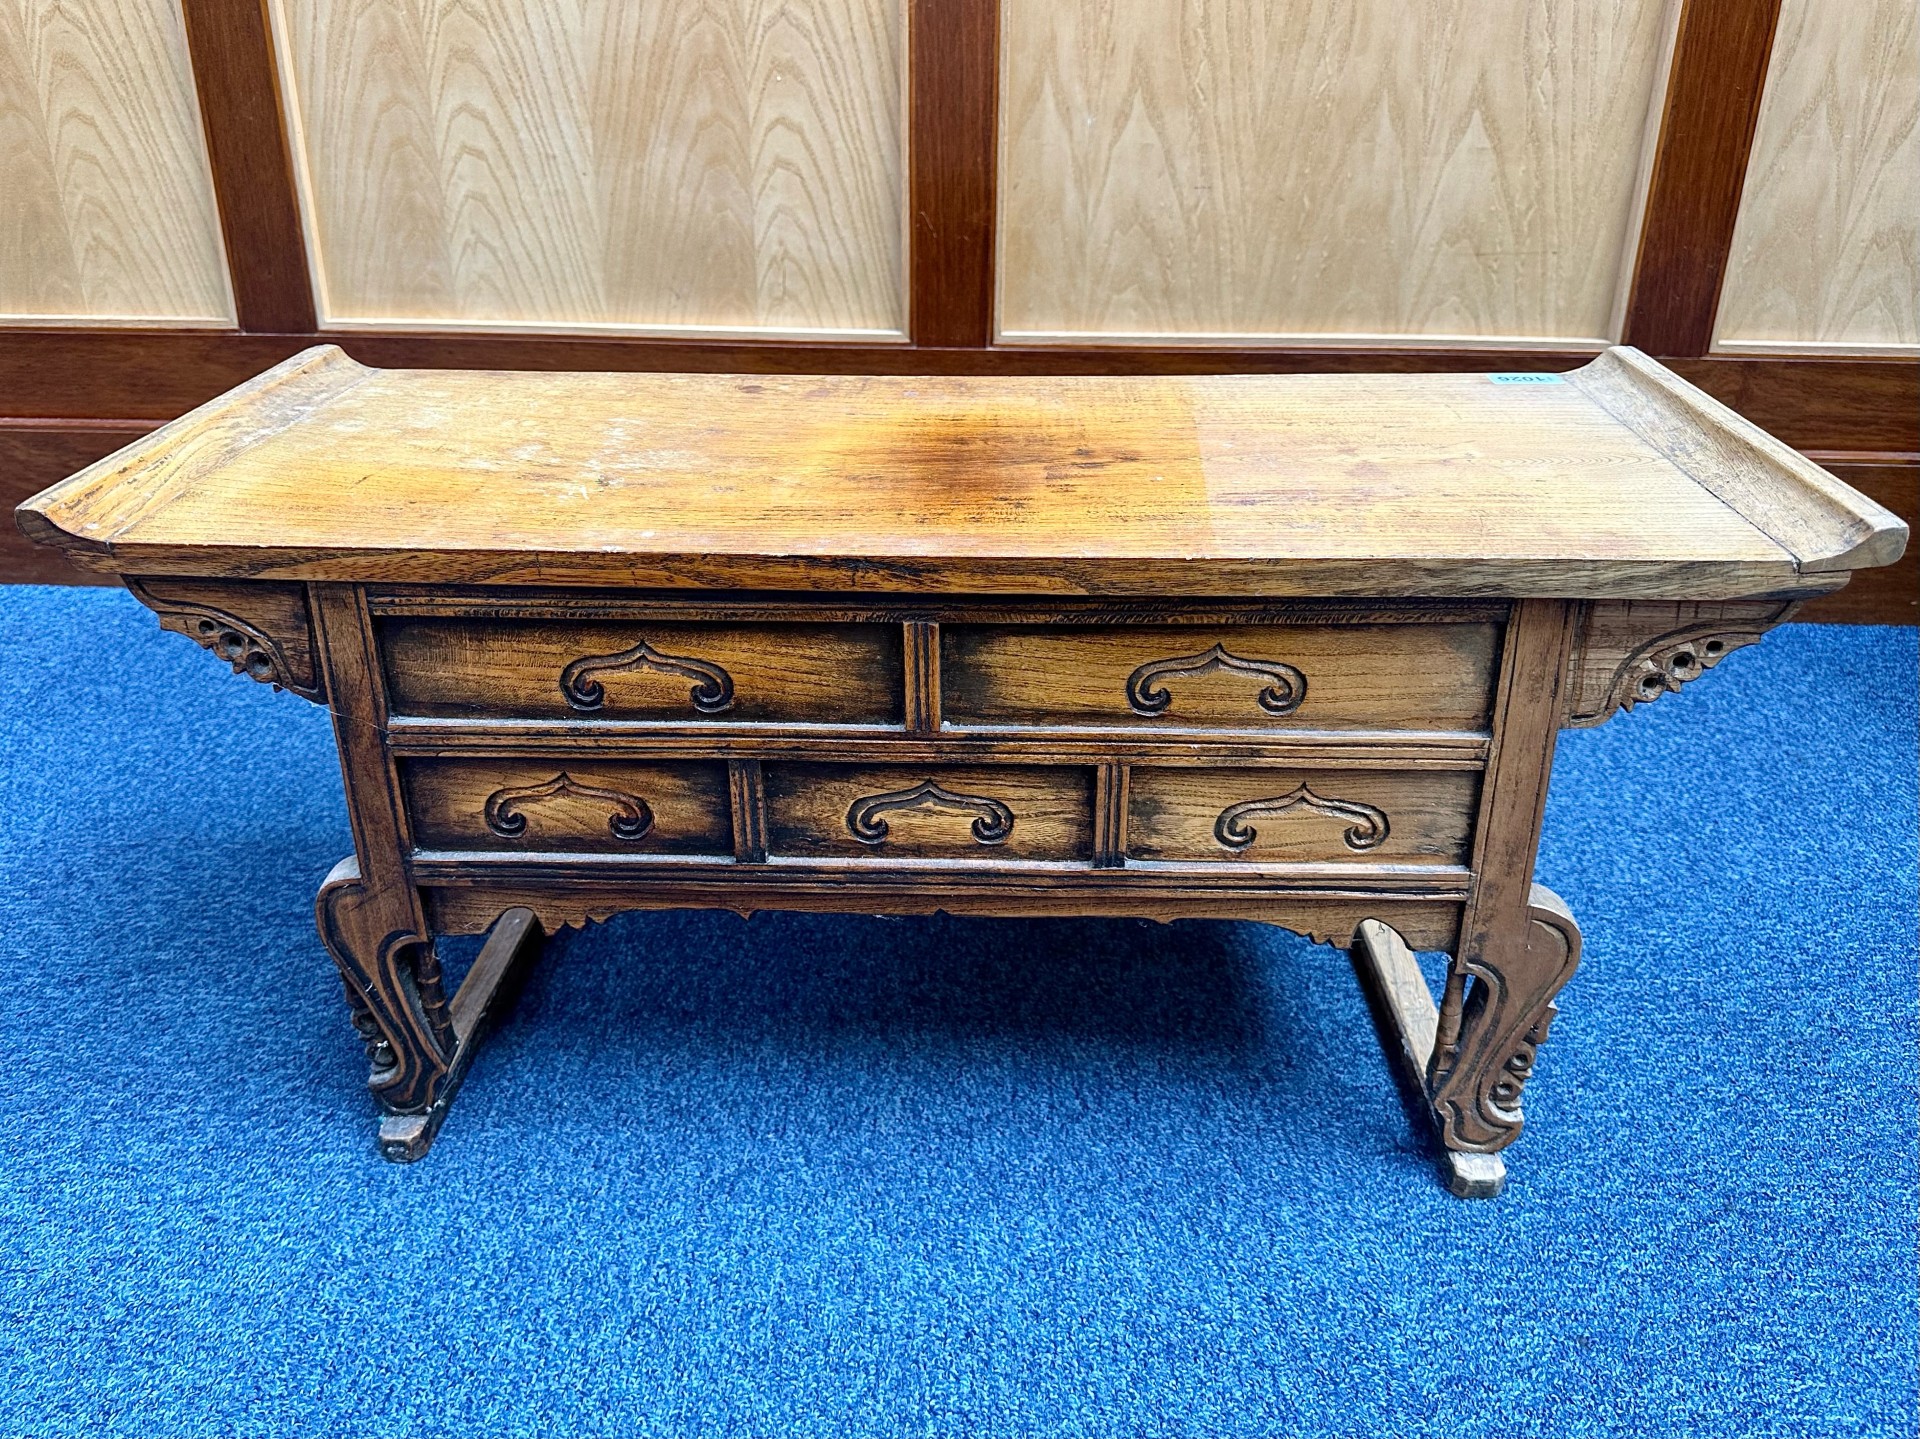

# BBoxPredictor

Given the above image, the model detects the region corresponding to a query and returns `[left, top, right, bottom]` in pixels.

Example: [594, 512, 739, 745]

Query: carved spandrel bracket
[1563, 598, 1803, 727]
[126, 577, 325, 701]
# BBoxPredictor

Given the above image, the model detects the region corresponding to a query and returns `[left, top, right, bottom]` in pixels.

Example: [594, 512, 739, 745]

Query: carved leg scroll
[1428, 884, 1581, 1155]
[317, 861, 548, 1161]
[1350, 885, 1581, 1199]
[317, 857, 454, 1115]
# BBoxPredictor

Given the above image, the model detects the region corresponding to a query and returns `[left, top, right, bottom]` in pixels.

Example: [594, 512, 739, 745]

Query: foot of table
[376, 906, 546, 1163]
[1350, 917, 1507, 1200]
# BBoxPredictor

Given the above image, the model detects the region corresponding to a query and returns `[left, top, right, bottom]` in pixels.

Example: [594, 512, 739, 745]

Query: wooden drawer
[941, 624, 1499, 732]
[380, 619, 901, 724]
[1127, 766, 1478, 865]
[763, 763, 1092, 861]
[403, 758, 733, 854]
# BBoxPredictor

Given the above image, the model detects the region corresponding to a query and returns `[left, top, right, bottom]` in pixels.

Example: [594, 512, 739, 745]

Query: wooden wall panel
[997, 0, 1678, 346]
[268, 0, 906, 338]
[0, 0, 233, 325]
[1714, 0, 1919, 354]
[0, 419, 154, 581]
[1795, 458, 1918, 623]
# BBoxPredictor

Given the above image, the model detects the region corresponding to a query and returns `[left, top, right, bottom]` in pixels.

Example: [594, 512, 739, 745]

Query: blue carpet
[0, 585, 1913, 1437]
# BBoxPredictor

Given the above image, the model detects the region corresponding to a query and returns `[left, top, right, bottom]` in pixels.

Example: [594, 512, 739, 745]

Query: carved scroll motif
[1126, 644, 1306, 717]
[559, 639, 735, 713]
[1565, 599, 1801, 726]
[1214, 784, 1390, 852]
[1426, 886, 1582, 1153]
[846, 779, 1015, 846]
[125, 578, 324, 700]
[317, 859, 452, 1114]
[483, 773, 654, 842]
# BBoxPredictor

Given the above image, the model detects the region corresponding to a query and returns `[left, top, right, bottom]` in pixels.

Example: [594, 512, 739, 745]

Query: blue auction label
[1487, 372, 1566, 384]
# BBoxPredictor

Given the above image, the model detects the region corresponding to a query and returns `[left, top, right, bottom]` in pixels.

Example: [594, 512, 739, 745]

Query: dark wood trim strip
[907, 0, 998, 347]
[180, 0, 316, 333]
[1794, 457, 1918, 625]
[0, 417, 158, 437]
[728, 759, 768, 864]
[1622, 0, 1784, 356]
[904, 621, 942, 733]
[1666, 358, 1919, 454]
[1093, 763, 1130, 869]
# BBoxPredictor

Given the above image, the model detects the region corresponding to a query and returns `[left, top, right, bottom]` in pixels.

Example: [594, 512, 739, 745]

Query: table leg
[317, 858, 546, 1161]
[374, 906, 546, 1162]
[1350, 885, 1582, 1199]
[1350, 919, 1505, 1198]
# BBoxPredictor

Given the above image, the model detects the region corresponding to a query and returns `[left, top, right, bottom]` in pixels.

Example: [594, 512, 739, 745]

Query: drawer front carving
[763, 764, 1092, 861]
[1213, 786, 1390, 852]
[560, 639, 734, 714]
[1128, 767, 1478, 865]
[846, 779, 1016, 846]
[403, 759, 732, 854]
[380, 620, 901, 723]
[942, 624, 1499, 731]
[1126, 643, 1306, 717]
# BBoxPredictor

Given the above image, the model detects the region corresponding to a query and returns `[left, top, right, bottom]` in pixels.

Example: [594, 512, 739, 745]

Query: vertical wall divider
[179, 0, 316, 334]
[1622, 0, 1786, 356]
[907, 0, 1000, 348]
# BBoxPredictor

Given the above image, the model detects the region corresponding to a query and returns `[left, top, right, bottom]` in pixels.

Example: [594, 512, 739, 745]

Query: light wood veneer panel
[0, 0, 233, 324]
[997, 0, 1677, 346]
[1715, 0, 1919, 355]
[269, 0, 905, 336]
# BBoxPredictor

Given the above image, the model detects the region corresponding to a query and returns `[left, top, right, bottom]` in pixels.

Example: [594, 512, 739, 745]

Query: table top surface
[17, 345, 1904, 598]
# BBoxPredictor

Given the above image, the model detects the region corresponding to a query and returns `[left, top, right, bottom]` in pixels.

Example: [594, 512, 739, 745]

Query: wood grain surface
[268, 0, 905, 336]
[0, 0, 232, 324]
[403, 758, 734, 855]
[1715, 0, 1919, 354]
[28, 344, 1903, 599]
[762, 762, 1091, 861]
[941, 624, 1499, 733]
[1126, 766, 1478, 866]
[997, 0, 1678, 345]
[381, 619, 902, 724]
